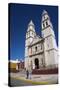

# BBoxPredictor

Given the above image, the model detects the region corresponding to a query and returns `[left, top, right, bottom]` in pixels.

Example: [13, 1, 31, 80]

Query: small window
[47, 38, 49, 47]
[41, 44, 42, 50]
[46, 21, 48, 26]
[35, 46, 37, 52]
[44, 16, 45, 19]
[29, 31, 30, 36]
[43, 23, 45, 28]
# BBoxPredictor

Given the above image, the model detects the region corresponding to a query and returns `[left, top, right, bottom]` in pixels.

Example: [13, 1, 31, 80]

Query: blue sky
[9, 3, 58, 60]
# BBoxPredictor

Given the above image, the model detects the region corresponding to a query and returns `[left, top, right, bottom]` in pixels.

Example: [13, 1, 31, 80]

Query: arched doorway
[35, 58, 39, 69]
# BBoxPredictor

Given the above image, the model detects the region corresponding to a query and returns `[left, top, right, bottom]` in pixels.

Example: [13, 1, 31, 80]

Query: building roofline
[9, 60, 20, 63]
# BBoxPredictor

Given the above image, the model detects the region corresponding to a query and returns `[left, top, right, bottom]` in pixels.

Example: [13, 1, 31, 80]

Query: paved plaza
[9, 69, 58, 86]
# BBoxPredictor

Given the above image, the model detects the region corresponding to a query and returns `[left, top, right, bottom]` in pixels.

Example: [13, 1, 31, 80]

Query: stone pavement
[10, 70, 58, 84]
[10, 78, 33, 86]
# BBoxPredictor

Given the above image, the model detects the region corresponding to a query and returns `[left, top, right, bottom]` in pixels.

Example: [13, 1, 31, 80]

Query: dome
[42, 10, 48, 15]
[28, 20, 35, 27]
[27, 20, 36, 32]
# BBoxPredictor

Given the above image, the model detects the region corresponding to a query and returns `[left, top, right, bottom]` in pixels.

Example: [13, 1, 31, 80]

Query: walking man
[26, 69, 29, 79]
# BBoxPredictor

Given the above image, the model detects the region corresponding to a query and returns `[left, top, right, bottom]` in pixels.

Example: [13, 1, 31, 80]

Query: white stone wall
[44, 50, 58, 67]
[25, 47, 28, 57]
[25, 57, 29, 69]
[53, 50, 58, 66]
[42, 27, 55, 38]
[43, 35, 57, 51]
[31, 43, 44, 55]
[29, 53, 44, 69]
[52, 37, 58, 50]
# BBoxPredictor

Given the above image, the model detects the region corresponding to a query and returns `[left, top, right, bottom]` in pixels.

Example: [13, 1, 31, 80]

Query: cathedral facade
[25, 10, 58, 70]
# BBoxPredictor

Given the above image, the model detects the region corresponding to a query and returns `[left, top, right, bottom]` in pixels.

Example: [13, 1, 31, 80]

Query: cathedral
[25, 10, 58, 70]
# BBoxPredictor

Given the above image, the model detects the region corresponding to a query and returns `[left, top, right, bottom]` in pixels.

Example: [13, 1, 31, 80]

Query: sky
[9, 3, 58, 61]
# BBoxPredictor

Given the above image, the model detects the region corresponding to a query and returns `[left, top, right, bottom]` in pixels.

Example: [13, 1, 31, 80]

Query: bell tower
[25, 20, 36, 69]
[41, 10, 58, 67]
[26, 20, 36, 46]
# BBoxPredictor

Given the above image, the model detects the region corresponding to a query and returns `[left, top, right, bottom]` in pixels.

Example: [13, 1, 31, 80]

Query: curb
[11, 77, 49, 85]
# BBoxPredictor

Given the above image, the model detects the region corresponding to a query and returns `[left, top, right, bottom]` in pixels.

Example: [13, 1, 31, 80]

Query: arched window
[46, 21, 48, 26]
[43, 23, 45, 28]
[44, 16, 45, 19]
[35, 46, 37, 52]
